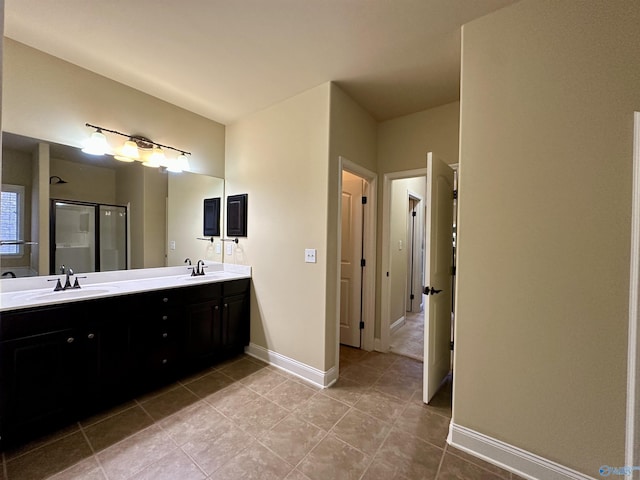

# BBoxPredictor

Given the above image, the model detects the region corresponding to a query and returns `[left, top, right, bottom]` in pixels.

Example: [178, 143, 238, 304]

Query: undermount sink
[14, 287, 117, 302]
[181, 272, 228, 281]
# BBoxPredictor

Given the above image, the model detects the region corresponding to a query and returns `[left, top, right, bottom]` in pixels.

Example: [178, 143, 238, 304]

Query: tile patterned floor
[0, 348, 524, 480]
[390, 312, 424, 360]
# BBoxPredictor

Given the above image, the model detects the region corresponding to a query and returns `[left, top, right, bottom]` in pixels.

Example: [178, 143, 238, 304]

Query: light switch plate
[170, 240, 176, 250]
[305, 249, 317, 263]
[226, 243, 233, 256]
[215, 243, 221, 254]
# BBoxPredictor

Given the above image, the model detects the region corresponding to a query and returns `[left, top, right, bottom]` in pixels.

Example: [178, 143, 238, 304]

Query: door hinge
[362, 196, 367, 205]
[361, 258, 366, 267]
[451, 266, 456, 276]
[410, 294, 415, 300]
[453, 189, 458, 200]
[386, 272, 389, 277]
[450, 341, 454, 351]
[412, 211, 416, 217]
[359, 321, 365, 329]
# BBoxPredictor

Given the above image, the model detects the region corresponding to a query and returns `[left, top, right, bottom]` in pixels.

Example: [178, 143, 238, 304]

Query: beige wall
[328, 83, 378, 363]
[375, 101, 459, 339]
[142, 168, 168, 268]
[455, 0, 640, 474]
[49, 157, 116, 205]
[115, 166, 143, 269]
[225, 83, 331, 371]
[389, 177, 425, 325]
[32, 143, 49, 274]
[3, 39, 225, 178]
[377, 101, 460, 174]
[167, 171, 224, 267]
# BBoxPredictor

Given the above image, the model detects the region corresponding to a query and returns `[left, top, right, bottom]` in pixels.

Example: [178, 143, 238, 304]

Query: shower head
[49, 176, 68, 185]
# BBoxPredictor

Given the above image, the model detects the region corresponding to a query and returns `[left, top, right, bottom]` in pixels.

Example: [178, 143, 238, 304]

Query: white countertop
[0, 262, 251, 312]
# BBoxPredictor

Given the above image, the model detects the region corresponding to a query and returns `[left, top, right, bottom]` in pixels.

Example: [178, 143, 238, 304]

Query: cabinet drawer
[1, 303, 85, 341]
[119, 289, 186, 310]
[184, 283, 222, 303]
[223, 279, 250, 297]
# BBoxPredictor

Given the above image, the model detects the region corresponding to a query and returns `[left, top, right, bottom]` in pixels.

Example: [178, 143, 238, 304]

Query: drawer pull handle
[162, 359, 168, 364]
[162, 315, 168, 321]
[87, 333, 95, 339]
[214, 306, 219, 311]
[67, 337, 75, 343]
[224, 304, 228, 308]
[162, 333, 168, 338]
[163, 297, 169, 303]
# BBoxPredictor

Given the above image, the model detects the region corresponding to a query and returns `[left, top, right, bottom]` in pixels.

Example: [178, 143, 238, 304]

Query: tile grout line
[76, 420, 111, 480]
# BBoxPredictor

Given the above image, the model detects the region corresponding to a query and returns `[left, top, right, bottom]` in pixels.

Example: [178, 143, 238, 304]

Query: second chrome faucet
[186, 259, 207, 276]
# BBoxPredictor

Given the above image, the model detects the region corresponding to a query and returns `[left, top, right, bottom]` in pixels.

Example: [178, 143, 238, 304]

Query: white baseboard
[448, 423, 597, 480]
[390, 316, 406, 333]
[374, 337, 384, 352]
[245, 343, 337, 388]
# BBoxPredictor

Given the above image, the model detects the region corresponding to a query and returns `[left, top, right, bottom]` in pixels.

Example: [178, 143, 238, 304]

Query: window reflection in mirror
[0, 132, 224, 277]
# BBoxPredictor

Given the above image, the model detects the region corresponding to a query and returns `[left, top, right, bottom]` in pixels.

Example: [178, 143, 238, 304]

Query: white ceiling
[4, 0, 516, 125]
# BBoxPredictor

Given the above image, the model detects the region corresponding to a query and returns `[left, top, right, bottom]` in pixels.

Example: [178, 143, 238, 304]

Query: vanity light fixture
[84, 123, 191, 172]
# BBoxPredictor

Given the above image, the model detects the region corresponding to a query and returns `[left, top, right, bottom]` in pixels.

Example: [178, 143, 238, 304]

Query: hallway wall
[455, 0, 640, 474]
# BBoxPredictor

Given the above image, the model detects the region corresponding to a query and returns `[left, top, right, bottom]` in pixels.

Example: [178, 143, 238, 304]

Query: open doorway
[379, 156, 456, 405]
[339, 170, 365, 349]
[336, 158, 377, 368]
[388, 178, 426, 360]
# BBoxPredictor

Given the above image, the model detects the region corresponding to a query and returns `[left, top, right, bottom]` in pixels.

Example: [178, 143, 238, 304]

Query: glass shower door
[52, 201, 96, 274]
[99, 205, 127, 271]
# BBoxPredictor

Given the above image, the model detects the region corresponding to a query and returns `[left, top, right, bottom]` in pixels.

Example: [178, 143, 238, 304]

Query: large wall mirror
[1, 132, 224, 278]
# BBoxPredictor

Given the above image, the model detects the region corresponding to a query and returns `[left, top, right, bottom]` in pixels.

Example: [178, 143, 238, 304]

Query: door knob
[424, 286, 443, 295]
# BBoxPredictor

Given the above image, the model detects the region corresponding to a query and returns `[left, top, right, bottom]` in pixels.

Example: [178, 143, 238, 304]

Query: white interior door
[340, 171, 364, 347]
[423, 153, 454, 403]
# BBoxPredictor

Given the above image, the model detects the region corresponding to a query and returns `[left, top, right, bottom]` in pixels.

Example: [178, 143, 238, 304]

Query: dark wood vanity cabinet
[0, 303, 102, 444]
[0, 278, 250, 447]
[184, 279, 250, 366]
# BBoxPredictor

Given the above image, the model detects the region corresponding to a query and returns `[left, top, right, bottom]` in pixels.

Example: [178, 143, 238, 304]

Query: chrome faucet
[193, 260, 207, 276]
[185, 258, 192, 265]
[63, 268, 74, 289]
[49, 266, 84, 291]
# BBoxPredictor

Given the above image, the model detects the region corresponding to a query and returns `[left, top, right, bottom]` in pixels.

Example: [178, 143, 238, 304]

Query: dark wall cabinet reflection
[203, 197, 221, 237]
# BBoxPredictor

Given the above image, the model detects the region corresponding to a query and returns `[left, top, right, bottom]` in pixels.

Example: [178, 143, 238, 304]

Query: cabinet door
[0, 329, 82, 439]
[222, 294, 249, 355]
[185, 300, 222, 362]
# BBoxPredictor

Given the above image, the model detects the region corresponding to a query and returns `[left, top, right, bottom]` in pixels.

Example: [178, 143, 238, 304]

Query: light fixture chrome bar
[85, 123, 191, 156]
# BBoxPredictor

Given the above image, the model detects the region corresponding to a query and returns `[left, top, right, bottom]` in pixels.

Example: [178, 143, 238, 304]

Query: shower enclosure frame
[49, 198, 128, 275]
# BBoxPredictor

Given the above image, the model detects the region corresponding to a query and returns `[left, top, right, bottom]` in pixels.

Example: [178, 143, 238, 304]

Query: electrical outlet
[226, 243, 233, 256]
[215, 242, 221, 254]
[170, 240, 176, 250]
[305, 249, 317, 263]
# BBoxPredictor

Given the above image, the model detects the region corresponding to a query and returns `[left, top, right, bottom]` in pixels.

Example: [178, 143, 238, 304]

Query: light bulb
[142, 146, 165, 168]
[167, 153, 190, 173]
[82, 130, 109, 155]
[120, 140, 140, 160]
